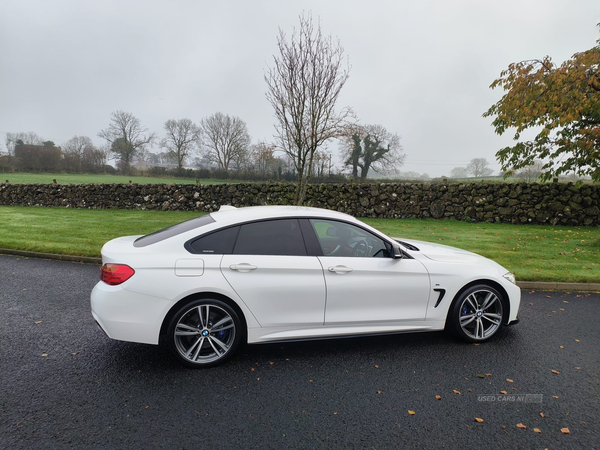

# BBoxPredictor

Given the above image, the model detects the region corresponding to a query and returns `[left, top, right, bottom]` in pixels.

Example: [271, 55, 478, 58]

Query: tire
[449, 284, 506, 342]
[167, 298, 242, 368]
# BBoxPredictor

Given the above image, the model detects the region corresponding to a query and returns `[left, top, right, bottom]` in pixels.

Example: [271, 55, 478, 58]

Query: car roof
[209, 205, 358, 226]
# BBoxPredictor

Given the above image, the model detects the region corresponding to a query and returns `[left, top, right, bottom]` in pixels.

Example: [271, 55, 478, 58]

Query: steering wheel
[352, 240, 369, 257]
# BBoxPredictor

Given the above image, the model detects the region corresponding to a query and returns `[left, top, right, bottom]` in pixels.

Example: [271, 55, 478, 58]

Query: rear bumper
[91, 281, 170, 345]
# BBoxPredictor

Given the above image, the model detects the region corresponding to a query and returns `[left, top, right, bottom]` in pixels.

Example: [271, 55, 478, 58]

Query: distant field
[0, 173, 238, 185]
[0, 206, 598, 283]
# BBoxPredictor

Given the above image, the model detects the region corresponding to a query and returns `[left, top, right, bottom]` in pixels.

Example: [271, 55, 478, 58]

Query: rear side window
[133, 215, 215, 248]
[233, 219, 307, 256]
[188, 226, 240, 254]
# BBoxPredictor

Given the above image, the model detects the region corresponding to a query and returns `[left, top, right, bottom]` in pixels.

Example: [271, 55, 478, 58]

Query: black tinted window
[134, 214, 215, 247]
[234, 219, 307, 256]
[188, 226, 240, 254]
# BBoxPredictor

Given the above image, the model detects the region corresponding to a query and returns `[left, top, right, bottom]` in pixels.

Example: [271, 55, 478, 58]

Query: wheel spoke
[185, 337, 203, 359]
[466, 295, 478, 311]
[460, 314, 476, 326]
[476, 318, 484, 338]
[211, 316, 232, 331]
[176, 323, 200, 336]
[482, 313, 502, 325]
[209, 335, 230, 353]
[481, 293, 498, 312]
[207, 336, 222, 356]
[191, 337, 205, 361]
[175, 330, 201, 336]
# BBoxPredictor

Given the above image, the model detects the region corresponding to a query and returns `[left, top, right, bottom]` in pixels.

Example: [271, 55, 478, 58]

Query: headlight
[502, 272, 516, 285]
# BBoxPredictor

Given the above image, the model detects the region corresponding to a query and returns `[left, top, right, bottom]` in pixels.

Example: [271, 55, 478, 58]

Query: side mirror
[391, 243, 403, 259]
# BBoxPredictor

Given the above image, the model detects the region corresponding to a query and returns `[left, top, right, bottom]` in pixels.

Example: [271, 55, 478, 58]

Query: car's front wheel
[449, 285, 506, 342]
[167, 298, 242, 368]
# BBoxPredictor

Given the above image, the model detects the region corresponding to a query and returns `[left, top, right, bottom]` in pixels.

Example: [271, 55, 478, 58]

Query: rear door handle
[328, 265, 353, 274]
[229, 263, 258, 272]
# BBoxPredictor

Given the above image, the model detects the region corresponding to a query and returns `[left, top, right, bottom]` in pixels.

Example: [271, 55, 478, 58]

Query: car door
[220, 218, 326, 327]
[309, 219, 431, 325]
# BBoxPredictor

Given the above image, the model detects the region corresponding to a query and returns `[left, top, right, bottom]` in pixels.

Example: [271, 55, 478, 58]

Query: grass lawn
[0, 172, 238, 185]
[0, 206, 598, 283]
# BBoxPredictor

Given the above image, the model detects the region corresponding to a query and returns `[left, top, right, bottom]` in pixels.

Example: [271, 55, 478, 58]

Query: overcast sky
[1, 0, 598, 176]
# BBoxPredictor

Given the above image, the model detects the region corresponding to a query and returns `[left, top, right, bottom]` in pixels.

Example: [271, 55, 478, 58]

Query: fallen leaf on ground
[477, 374, 485, 378]
[546, 295, 552, 298]
[70, 351, 80, 356]
[560, 345, 565, 349]
[474, 417, 484, 423]
[408, 410, 415, 415]
[507, 379, 514, 383]
[561, 427, 570, 434]
[552, 396, 559, 399]
[533, 428, 541, 433]
[500, 390, 508, 394]
[540, 413, 546, 418]
[377, 390, 383, 394]
[516, 423, 527, 429]
[435, 395, 441, 400]
[486, 373, 492, 377]
[575, 339, 580, 342]
[575, 367, 581, 370]
[453, 390, 461, 395]
[551, 369, 560, 374]
[34, 321, 42, 324]
[375, 365, 380, 369]
[41, 353, 48, 357]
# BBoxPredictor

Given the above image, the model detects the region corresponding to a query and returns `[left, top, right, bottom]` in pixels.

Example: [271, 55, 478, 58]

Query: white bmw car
[91, 205, 520, 368]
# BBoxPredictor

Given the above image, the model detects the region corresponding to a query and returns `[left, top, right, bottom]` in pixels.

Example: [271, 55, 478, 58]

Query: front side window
[233, 219, 307, 256]
[310, 219, 390, 258]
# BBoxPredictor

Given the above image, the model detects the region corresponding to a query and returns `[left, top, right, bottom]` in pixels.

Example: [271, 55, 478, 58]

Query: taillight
[100, 264, 135, 285]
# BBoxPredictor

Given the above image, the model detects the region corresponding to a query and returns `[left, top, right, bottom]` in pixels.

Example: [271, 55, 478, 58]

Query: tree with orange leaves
[484, 25, 600, 181]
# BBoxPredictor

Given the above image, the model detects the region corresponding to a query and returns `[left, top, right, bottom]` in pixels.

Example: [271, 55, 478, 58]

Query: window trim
[183, 215, 406, 258]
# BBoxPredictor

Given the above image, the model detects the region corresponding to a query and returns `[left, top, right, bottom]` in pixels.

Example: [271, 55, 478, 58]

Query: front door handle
[328, 265, 353, 274]
[229, 263, 258, 272]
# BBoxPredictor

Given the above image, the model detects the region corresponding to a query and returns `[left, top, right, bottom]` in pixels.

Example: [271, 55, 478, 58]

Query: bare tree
[340, 124, 404, 180]
[62, 136, 95, 172]
[160, 119, 200, 170]
[199, 112, 251, 172]
[265, 12, 352, 204]
[5, 132, 43, 155]
[515, 160, 544, 182]
[466, 158, 494, 178]
[250, 141, 278, 176]
[449, 166, 469, 179]
[98, 110, 155, 173]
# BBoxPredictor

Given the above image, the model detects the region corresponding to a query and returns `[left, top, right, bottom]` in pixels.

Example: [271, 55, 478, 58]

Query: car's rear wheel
[450, 285, 505, 342]
[167, 298, 242, 368]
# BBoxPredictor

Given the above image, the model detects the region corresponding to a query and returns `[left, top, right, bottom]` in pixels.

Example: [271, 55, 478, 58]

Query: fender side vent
[433, 289, 446, 308]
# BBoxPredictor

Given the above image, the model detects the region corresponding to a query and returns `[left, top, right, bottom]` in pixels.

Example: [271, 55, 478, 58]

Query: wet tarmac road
[1, 255, 599, 449]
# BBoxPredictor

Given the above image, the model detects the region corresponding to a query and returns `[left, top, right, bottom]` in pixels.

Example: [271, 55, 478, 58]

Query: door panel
[221, 255, 326, 327]
[319, 256, 431, 324]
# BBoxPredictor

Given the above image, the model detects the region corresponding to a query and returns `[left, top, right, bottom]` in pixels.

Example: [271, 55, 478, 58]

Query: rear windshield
[133, 214, 215, 247]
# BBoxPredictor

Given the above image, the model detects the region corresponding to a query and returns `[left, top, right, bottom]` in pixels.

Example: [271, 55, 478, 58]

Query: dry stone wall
[0, 182, 598, 226]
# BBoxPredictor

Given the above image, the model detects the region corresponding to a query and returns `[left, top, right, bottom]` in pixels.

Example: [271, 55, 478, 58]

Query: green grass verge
[0, 173, 237, 185]
[0, 206, 598, 283]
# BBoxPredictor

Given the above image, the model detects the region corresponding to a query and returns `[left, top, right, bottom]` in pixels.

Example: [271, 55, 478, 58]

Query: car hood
[394, 238, 491, 265]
